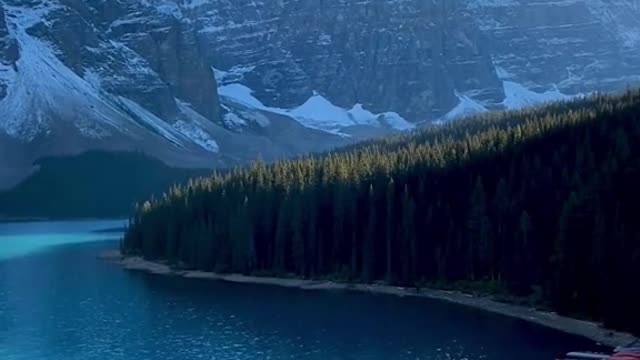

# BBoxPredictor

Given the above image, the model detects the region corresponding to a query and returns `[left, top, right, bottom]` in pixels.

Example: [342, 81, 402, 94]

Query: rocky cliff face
[190, 0, 496, 120]
[195, 0, 640, 120]
[0, 0, 351, 188]
[467, 0, 640, 97]
[0, 0, 639, 188]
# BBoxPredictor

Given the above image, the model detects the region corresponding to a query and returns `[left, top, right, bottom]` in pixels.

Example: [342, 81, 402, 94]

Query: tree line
[0, 151, 211, 219]
[122, 91, 640, 336]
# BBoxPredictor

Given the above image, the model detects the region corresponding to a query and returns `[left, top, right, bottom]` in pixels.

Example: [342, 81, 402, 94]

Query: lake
[0, 220, 603, 359]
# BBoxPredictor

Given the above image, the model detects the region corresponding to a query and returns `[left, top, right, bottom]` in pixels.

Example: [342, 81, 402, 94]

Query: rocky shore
[99, 250, 638, 348]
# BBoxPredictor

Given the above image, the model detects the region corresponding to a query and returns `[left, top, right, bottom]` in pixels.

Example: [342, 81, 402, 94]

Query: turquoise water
[0, 220, 604, 359]
[0, 220, 124, 260]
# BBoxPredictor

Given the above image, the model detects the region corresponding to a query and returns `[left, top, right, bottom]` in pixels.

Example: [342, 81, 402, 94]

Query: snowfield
[217, 82, 415, 135]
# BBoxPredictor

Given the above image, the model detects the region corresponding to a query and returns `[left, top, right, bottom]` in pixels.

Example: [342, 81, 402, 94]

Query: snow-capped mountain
[196, 0, 640, 120]
[0, 0, 639, 188]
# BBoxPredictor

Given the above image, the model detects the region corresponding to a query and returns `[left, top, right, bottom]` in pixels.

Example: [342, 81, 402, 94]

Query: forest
[122, 91, 640, 336]
[0, 151, 211, 219]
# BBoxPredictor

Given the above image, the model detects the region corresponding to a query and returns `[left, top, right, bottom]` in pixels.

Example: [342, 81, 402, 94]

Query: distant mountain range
[0, 0, 639, 189]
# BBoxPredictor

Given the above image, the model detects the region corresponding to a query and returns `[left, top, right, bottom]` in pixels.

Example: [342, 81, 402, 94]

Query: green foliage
[123, 91, 640, 336]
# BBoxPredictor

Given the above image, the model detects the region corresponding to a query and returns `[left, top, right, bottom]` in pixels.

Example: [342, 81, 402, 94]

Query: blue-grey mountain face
[0, 0, 638, 188]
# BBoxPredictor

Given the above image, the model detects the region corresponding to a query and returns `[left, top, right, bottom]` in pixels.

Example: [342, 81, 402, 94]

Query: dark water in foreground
[0, 220, 604, 360]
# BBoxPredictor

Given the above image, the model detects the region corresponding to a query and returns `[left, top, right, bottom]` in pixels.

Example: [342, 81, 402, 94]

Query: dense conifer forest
[122, 91, 640, 336]
[0, 152, 211, 219]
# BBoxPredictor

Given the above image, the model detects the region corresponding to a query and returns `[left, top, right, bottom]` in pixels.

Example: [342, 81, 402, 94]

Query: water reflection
[0, 221, 605, 360]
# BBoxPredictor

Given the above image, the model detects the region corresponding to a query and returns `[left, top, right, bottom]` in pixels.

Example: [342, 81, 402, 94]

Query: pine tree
[385, 178, 395, 283]
[400, 185, 417, 283]
[121, 90, 640, 337]
[274, 194, 289, 273]
[362, 184, 376, 282]
[466, 177, 487, 280]
[291, 192, 305, 276]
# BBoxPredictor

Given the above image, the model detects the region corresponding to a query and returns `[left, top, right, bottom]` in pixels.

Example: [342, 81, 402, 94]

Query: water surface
[0, 220, 603, 359]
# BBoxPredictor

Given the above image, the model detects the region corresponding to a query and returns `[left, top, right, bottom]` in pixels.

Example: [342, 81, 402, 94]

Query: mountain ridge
[122, 89, 640, 336]
[0, 0, 639, 188]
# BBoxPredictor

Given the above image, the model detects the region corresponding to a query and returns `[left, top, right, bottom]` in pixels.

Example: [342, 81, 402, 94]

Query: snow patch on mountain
[105, 40, 160, 77]
[437, 79, 589, 124]
[0, 3, 221, 155]
[117, 97, 185, 146]
[0, 6, 124, 141]
[82, 69, 103, 90]
[218, 83, 265, 109]
[4, 2, 62, 29]
[379, 113, 415, 131]
[467, 0, 518, 9]
[154, 1, 184, 19]
[289, 93, 363, 132]
[118, 97, 220, 153]
[347, 104, 414, 131]
[290, 94, 416, 133]
[174, 100, 221, 153]
[173, 120, 219, 152]
[437, 93, 488, 123]
[214, 65, 256, 85]
[219, 100, 272, 130]
[217, 83, 415, 134]
[495, 66, 515, 80]
[501, 81, 573, 110]
[242, 111, 271, 128]
[223, 112, 247, 129]
[309, 93, 410, 131]
[586, 0, 640, 48]
[181, 0, 210, 10]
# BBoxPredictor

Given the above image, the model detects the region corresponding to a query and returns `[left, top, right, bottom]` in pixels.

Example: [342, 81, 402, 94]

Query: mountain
[197, 0, 640, 119]
[0, 0, 639, 189]
[0, 0, 351, 189]
[0, 151, 212, 219]
[122, 90, 640, 336]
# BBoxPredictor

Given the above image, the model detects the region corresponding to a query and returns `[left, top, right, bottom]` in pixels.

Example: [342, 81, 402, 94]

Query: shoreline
[99, 250, 638, 349]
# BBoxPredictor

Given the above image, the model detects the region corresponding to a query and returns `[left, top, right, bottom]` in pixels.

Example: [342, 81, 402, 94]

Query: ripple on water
[0, 221, 606, 360]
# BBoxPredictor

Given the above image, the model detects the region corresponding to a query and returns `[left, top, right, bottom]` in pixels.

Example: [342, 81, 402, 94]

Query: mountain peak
[0, 0, 639, 189]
